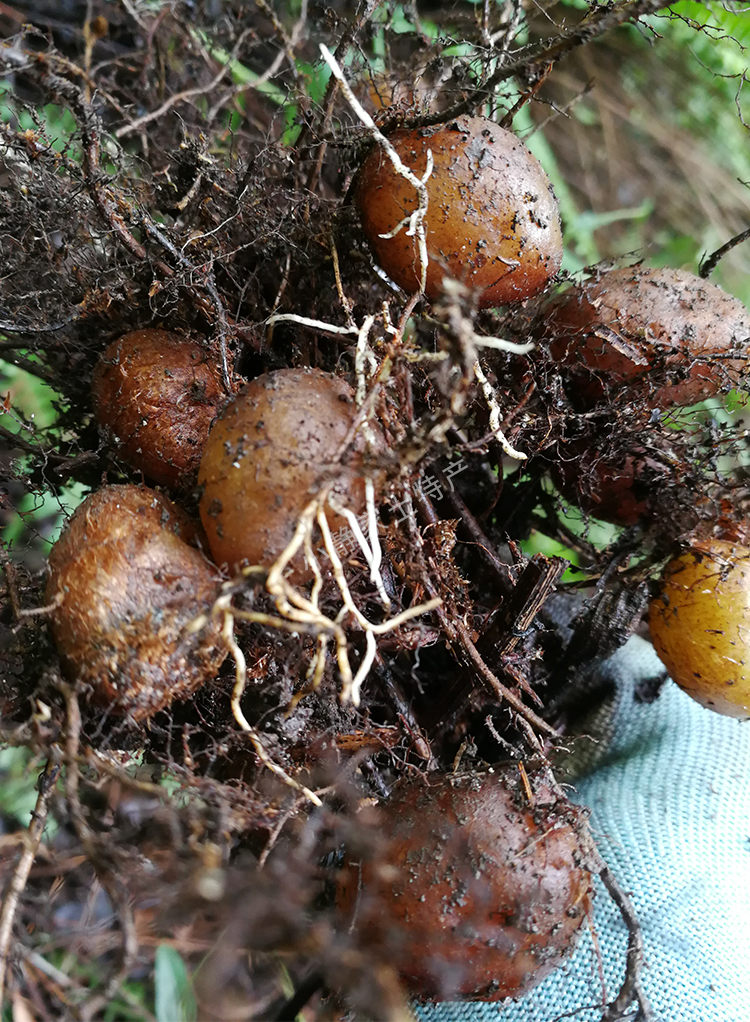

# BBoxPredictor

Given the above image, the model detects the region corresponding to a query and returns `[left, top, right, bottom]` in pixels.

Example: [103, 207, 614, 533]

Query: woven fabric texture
[415, 636, 750, 1022]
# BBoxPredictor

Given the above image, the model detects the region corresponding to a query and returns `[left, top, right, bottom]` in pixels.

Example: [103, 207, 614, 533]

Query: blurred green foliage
[0, 745, 44, 826]
[0, 361, 85, 554]
[535, 1, 750, 302]
[154, 946, 197, 1022]
[0, 361, 58, 429]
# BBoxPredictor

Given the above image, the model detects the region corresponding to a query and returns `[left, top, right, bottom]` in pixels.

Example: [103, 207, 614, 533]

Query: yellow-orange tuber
[649, 538, 750, 718]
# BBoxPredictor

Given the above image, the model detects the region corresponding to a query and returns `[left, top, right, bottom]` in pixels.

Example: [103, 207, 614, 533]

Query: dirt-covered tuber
[46, 484, 226, 720]
[551, 440, 674, 527]
[544, 266, 750, 408]
[649, 538, 750, 718]
[337, 769, 591, 1001]
[92, 329, 225, 489]
[355, 116, 562, 307]
[198, 367, 373, 574]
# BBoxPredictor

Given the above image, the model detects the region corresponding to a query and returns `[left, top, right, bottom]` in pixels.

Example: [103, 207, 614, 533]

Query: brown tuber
[198, 367, 373, 575]
[544, 266, 750, 408]
[46, 484, 226, 720]
[337, 769, 592, 1001]
[551, 439, 676, 527]
[92, 329, 225, 489]
[355, 116, 562, 307]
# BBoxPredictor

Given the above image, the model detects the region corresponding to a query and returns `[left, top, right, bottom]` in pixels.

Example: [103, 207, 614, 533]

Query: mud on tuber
[0, 2, 749, 1020]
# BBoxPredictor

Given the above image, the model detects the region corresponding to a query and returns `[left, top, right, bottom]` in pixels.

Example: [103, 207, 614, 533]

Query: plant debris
[0, 2, 749, 1020]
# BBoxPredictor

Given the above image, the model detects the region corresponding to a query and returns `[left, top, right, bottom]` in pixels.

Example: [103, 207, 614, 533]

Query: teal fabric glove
[416, 635, 750, 1022]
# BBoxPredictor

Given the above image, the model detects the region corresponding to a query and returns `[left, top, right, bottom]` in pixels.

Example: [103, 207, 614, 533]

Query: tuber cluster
[46, 485, 226, 720]
[337, 769, 591, 1001]
[355, 116, 562, 307]
[22, 39, 750, 1018]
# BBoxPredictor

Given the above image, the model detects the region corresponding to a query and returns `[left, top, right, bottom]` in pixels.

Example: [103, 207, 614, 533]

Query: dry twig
[402, 0, 677, 130]
[0, 760, 59, 1005]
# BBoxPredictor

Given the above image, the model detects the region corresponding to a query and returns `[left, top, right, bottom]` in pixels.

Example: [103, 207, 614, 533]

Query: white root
[319, 43, 432, 293]
[473, 335, 534, 355]
[221, 607, 323, 807]
[202, 487, 441, 740]
[473, 359, 528, 461]
[265, 312, 359, 335]
[328, 487, 390, 609]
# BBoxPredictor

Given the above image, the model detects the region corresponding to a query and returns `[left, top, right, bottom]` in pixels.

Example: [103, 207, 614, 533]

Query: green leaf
[154, 946, 196, 1022]
[0, 747, 43, 825]
[520, 529, 582, 583]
